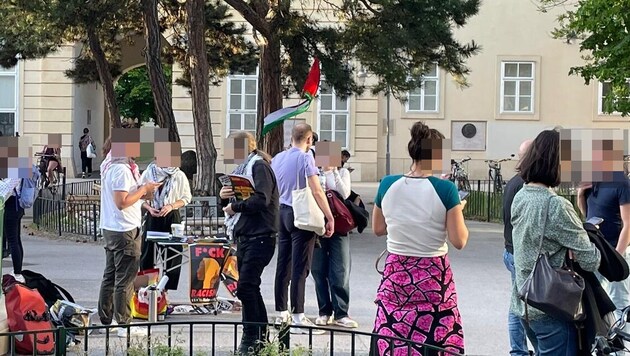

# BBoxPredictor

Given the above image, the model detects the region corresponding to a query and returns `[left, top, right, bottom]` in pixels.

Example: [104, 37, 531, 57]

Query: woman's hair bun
[410, 121, 431, 140]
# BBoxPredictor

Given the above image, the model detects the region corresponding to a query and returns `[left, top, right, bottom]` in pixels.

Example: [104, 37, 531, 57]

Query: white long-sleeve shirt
[0, 178, 21, 201]
[322, 168, 351, 199]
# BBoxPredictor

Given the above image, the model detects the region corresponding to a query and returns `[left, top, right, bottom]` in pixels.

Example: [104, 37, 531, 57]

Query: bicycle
[449, 157, 472, 191]
[484, 154, 514, 193]
[593, 304, 630, 355]
[35, 153, 62, 195]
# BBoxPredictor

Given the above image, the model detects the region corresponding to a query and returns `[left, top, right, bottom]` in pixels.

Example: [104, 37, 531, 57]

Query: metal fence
[0, 321, 463, 355]
[463, 180, 580, 223]
[33, 198, 100, 241]
[33, 194, 225, 240]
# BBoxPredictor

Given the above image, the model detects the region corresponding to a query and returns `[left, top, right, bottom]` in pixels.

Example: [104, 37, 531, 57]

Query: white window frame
[225, 68, 259, 136]
[0, 63, 19, 135]
[317, 81, 350, 149]
[406, 64, 440, 113]
[500, 61, 535, 114]
[598, 81, 630, 115]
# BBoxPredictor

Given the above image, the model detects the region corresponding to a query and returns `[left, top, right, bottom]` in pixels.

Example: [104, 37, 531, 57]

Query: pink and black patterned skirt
[371, 253, 464, 356]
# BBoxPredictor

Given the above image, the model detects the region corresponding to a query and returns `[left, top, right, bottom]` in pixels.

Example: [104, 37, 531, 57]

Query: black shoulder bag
[517, 196, 586, 322]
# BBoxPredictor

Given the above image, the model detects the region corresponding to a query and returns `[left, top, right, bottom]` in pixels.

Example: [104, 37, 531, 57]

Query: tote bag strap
[296, 154, 308, 190]
[535, 195, 554, 256]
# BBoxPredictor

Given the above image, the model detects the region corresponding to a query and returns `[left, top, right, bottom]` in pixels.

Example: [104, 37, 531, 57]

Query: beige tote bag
[292, 157, 325, 236]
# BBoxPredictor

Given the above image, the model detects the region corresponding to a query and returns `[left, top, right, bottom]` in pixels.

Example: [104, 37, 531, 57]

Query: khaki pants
[98, 228, 141, 325]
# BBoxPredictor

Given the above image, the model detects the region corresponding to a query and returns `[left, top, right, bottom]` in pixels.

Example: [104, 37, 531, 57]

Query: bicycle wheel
[495, 175, 503, 193]
[462, 176, 471, 191]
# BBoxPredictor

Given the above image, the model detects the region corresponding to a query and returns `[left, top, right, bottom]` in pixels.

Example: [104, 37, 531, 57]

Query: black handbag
[517, 196, 586, 322]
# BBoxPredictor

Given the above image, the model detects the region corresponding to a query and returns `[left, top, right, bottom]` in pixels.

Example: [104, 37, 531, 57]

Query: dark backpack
[21, 270, 75, 307]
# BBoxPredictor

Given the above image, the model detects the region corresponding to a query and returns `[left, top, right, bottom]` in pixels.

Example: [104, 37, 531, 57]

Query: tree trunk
[256, 36, 284, 157]
[141, 0, 181, 143]
[186, 0, 217, 196]
[86, 27, 122, 129]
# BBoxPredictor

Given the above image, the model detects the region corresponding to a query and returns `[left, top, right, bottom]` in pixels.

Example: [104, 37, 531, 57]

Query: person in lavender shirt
[271, 123, 334, 335]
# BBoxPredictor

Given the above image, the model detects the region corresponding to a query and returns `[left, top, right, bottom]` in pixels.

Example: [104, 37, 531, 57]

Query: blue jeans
[311, 234, 351, 319]
[521, 316, 577, 356]
[503, 250, 530, 356]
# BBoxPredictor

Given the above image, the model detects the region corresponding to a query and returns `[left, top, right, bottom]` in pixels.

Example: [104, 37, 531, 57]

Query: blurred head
[407, 122, 447, 173]
[229, 131, 257, 153]
[83, 128, 89, 134]
[516, 130, 560, 187]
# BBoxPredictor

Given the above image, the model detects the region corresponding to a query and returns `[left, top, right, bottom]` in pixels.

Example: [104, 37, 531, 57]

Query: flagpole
[386, 87, 391, 176]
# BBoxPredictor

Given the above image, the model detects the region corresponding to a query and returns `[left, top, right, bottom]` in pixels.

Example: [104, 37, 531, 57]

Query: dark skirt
[140, 210, 182, 290]
[371, 253, 464, 356]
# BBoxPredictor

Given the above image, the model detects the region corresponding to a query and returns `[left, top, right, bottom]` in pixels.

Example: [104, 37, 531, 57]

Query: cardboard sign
[188, 243, 239, 304]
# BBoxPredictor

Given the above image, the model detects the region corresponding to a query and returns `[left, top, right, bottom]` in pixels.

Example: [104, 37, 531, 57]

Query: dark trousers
[274, 206, 316, 314]
[98, 228, 141, 325]
[237, 235, 276, 341]
[80, 151, 92, 174]
[140, 210, 182, 290]
[312, 234, 351, 319]
[4, 196, 25, 273]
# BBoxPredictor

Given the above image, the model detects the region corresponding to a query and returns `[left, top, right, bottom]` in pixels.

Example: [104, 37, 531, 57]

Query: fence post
[279, 324, 290, 352]
[57, 200, 62, 237]
[61, 167, 67, 201]
[56, 326, 67, 355]
[486, 181, 491, 222]
[93, 203, 98, 242]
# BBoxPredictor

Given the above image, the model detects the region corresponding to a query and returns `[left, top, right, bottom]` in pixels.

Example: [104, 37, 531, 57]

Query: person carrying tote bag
[292, 158, 326, 236]
[270, 123, 334, 334]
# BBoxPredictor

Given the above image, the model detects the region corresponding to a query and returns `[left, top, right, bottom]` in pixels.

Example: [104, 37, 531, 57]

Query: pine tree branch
[223, 0, 272, 38]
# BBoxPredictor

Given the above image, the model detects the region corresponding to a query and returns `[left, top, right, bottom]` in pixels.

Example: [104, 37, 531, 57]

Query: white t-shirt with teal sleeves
[375, 175, 461, 257]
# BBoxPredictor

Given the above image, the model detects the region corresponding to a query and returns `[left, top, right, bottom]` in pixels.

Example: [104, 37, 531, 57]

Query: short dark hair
[83, 128, 89, 134]
[291, 123, 313, 143]
[312, 132, 319, 143]
[516, 129, 560, 187]
[341, 149, 351, 158]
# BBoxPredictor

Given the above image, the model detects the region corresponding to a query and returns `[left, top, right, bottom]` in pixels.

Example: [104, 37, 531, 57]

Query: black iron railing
[33, 197, 100, 241]
[0, 321, 463, 355]
[33, 195, 225, 240]
[463, 179, 579, 223]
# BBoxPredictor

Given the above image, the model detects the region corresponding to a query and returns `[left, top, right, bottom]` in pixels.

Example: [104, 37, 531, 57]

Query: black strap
[52, 282, 75, 303]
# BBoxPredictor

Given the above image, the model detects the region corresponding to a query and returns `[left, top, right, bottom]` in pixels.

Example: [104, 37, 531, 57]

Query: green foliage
[0, 2, 64, 68]
[115, 66, 173, 125]
[342, 0, 482, 98]
[161, 0, 259, 88]
[538, 0, 630, 115]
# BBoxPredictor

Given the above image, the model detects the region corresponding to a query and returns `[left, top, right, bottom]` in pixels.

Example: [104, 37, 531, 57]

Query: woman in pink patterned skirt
[371, 122, 469, 356]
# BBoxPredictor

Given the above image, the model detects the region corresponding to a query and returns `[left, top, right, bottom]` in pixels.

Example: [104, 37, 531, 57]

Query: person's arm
[617, 204, 630, 255]
[577, 184, 591, 218]
[325, 168, 351, 199]
[446, 203, 468, 249]
[549, 197, 601, 272]
[372, 206, 387, 236]
[231, 162, 275, 214]
[114, 185, 151, 210]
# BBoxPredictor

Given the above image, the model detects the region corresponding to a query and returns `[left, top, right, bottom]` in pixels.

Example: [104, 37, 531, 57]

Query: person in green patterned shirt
[510, 129, 601, 355]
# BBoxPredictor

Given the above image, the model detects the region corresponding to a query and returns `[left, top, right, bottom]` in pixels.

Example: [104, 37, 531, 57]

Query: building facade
[2, 0, 629, 182]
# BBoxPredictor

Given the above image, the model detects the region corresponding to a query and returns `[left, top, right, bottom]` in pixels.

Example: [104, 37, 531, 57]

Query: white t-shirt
[375, 175, 461, 257]
[100, 164, 143, 232]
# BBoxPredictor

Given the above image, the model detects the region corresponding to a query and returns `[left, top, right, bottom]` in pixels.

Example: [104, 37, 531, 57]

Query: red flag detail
[302, 58, 320, 99]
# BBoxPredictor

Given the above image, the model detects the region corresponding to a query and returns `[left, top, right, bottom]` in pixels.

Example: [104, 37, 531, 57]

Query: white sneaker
[290, 317, 325, 335]
[274, 311, 291, 327]
[315, 315, 332, 326]
[88, 320, 119, 335]
[117, 325, 147, 338]
[334, 316, 358, 328]
[12, 274, 25, 283]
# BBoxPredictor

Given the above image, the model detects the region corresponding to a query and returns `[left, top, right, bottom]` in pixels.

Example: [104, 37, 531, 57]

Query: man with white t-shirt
[97, 146, 161, 338]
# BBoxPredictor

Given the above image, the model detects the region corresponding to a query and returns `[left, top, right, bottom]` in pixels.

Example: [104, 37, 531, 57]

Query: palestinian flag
[261, 58, 320, 137]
